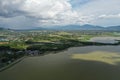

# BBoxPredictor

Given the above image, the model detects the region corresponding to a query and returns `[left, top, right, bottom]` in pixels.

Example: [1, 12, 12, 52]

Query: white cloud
[20, 0, 91, 26]
[21, 0, 71, 18]
[0, 0, 89, 28]
[0, 0, 120, 28]
[76, 0, 120, 26]
[78, 0, 120, 15]
[99, 14, 120, 19]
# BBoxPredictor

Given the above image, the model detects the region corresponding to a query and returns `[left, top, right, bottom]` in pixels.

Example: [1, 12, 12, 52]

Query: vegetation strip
[0, 57, 25, 72]
[0, 30, 120, 71]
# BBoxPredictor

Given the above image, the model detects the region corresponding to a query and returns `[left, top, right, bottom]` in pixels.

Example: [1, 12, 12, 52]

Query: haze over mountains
[43, 24, 120, 31]
[0, 24, 120, 31]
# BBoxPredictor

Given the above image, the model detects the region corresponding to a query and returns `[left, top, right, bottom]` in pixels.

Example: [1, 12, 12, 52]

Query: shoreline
[0, 57, 25, 72]
[0, 40, 120, 72]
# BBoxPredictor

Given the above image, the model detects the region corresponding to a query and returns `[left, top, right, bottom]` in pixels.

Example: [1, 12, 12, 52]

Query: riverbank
[0, 56, 25, 72]
[1, 45, 120, 80]
[0, 39, 120, 71]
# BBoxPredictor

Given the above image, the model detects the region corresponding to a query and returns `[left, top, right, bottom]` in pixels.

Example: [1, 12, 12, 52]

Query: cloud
[0, 0, 120, 28]
[70, 0, 93, 8]
[0, 16, 39, 29]
[0, 0, 25, 17]
[75, 0, 120, 26]
[0, 0, 89, 28]
[77, 0, 120, 15]
[99, 14, 120, 19]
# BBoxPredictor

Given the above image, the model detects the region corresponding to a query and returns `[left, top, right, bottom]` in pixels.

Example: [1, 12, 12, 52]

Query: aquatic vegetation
[71, 51, 120, 65]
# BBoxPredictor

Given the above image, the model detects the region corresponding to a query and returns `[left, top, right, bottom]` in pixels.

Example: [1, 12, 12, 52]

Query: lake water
[89, 37, 120, 43]
[0, 45, 120, 80]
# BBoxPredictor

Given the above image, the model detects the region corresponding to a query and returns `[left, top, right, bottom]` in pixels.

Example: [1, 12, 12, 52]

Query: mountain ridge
[0, 25, 120, 31]
[45, 24, 120, 31]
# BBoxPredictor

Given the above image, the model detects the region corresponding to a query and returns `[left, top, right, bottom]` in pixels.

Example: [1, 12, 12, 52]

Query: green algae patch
[71, 51, 120, 65]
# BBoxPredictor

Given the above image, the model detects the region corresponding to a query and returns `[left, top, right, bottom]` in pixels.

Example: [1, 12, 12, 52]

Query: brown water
[0, 45, 120, 80]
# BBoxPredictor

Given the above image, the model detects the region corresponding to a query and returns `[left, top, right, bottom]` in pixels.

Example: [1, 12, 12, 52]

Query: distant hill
[0, 27, 11, 31]
[46, 25, 120, 31]
[0, 25, 120, 31]
[107, 26, 120, 31]
[46, 24, 103, 30]
[0, 27, 4, 30]
[13, 27, 46, 31]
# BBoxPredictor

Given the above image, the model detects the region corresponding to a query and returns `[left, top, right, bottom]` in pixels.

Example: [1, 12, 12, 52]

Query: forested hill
[0, 25, 120, 31]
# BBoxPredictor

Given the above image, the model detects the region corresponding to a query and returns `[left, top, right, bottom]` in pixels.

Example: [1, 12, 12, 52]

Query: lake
[89, 37, 120, 43]
[0, 45, 120, 80]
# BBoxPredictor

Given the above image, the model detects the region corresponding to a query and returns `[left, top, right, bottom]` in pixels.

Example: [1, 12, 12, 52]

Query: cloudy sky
[0, 0, 120, 29]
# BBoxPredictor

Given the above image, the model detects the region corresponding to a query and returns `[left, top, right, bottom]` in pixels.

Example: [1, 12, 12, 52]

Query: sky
[0, 0, 120, 29]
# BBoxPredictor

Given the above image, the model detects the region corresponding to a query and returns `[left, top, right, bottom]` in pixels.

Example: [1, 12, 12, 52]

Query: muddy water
[0, 45, 120, 80]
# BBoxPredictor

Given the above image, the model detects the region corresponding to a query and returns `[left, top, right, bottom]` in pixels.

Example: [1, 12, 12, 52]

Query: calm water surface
[0, 45, 120, 80]
[89, 37, 120, 43]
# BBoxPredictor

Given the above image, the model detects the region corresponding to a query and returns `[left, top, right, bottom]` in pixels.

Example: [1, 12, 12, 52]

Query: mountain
[0, 27, 11, 31]
[47, 25, 120, 31]
[47, 24, 104, 30]
[72, 24, 104, 30]
[0, 27, 5, 30]
[13, 27, 46, 31]
[107, 26, 120, 31]
[0, 25, 120, 31]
